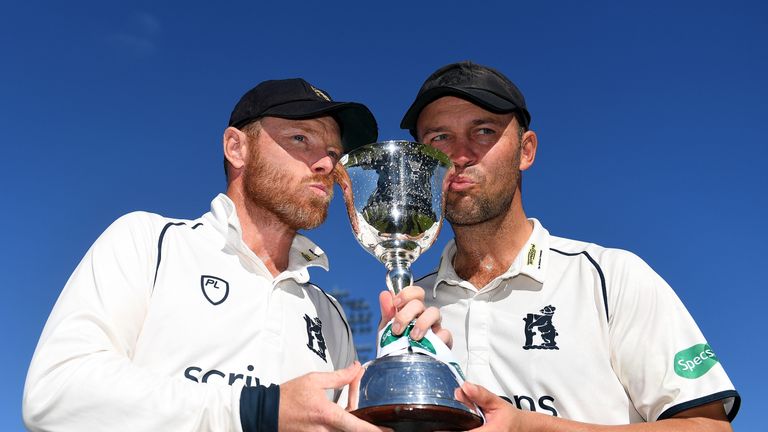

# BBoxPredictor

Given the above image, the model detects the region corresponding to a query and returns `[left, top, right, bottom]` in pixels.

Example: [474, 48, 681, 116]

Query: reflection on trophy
[337, 140, 483, 432]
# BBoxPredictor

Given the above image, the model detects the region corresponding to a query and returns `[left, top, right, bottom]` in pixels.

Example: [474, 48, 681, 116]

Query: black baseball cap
[229, 78, 378, 152]
[400, 61, 531, 138]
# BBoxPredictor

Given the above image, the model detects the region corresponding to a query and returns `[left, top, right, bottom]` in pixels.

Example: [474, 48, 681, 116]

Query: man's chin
[446, 198, 476, 220]
[295, 203, 330, 230]
[446, 204, 488, 226]
[299, 214, 328, 230]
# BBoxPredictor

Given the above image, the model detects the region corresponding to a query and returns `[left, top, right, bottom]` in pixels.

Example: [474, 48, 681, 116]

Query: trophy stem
[384, 255, 413, 295]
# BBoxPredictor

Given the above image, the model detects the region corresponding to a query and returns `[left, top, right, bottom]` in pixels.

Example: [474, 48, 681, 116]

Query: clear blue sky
[1, 1, 765, 430]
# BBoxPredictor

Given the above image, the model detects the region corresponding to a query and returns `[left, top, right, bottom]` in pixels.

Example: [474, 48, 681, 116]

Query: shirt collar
[432, 218, 550, 296]
[204, 194, 330, 283]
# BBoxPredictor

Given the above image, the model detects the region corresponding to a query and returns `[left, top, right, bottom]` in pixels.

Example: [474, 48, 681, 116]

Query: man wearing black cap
[403, 62, 739, 430]
[23, 78, 443, 432]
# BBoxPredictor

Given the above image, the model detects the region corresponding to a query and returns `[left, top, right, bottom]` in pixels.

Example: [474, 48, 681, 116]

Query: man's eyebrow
[283, 123, 321, 134]
[471, 117, 509, 126]
[284, 123, 343, 148]
[421, 126, 449, 135]
[422, 117, 509, 134]
[283, 124, 341, 141]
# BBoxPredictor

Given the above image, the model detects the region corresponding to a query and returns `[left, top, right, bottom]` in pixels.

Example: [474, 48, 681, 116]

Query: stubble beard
[242, 148, 333, 230]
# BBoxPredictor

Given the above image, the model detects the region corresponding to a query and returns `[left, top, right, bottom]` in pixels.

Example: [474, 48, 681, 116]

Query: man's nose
[311, 154, 335, 174]
[446, 139, 476, 170]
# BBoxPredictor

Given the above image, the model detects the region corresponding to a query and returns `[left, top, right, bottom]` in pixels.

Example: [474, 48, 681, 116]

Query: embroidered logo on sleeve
[523, 305, 559, 350]
[674, 343, 719, 379]
[201, 275, 229, 306]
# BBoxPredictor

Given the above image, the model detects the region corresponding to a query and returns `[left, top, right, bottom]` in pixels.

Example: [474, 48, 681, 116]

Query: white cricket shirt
[23, 194, 355, 431]
[418, 219, 739, 424]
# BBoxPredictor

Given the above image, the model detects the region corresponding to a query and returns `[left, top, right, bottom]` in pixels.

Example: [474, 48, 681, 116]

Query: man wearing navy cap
[23, 78, 444, 432]
[404, 62, 739, 431]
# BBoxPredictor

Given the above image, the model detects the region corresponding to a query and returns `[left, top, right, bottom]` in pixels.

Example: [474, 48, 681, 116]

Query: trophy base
[352, 403, 483, 432]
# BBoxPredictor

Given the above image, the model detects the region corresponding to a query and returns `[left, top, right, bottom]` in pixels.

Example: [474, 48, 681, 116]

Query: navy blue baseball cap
[229, 78, 378, 152]
[400, 61, 531, 138]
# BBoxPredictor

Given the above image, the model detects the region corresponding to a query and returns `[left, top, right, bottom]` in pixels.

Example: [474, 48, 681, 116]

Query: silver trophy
[337, 140, 483, 432]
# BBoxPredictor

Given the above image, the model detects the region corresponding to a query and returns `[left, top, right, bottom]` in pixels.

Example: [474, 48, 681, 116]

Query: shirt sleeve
[240, 384, 280, 432]
[22, 212, 247, 431]
[604, 249, 740, 422]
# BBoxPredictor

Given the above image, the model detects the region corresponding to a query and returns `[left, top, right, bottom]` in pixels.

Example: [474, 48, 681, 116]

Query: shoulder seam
[310, 284, 353, 352]
[414, 270, 438, 284]
[153, 221, 204, 290]
[550, 248, 609, 322]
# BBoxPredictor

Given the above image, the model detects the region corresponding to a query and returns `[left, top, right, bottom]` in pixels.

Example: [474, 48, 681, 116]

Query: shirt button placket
[466, 292, 491, 378]
[263, 282, 285, 372]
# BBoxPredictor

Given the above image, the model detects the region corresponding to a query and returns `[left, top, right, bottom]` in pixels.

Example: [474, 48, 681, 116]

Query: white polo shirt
[418, 219, 739, 424]
[23, 194, 355, 432]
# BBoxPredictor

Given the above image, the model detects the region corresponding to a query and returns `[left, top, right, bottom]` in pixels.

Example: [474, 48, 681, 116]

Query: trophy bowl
[337, 140, 449, 293]
[337, 140, 483, 431]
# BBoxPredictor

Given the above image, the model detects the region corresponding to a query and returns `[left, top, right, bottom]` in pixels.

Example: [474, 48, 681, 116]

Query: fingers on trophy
[337, 140, 484, 432]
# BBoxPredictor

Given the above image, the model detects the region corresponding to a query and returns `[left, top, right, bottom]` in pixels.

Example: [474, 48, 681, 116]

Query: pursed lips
[447, 174, 477, 192]
[307, 181, 332, 196]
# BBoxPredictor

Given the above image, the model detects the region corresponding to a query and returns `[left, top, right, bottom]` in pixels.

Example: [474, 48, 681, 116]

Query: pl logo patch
[523, 305, 559, 350]
[201, 275, 229, 306]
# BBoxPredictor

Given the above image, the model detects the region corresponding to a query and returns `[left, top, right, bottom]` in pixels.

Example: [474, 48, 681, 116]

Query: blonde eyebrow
[283, 124, 322, 135]
[283, 124, 343, 149]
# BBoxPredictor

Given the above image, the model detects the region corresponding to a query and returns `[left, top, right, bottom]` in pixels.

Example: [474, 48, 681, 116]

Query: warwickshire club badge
[523, 305, 559, 350]
[304, 314, 328, 362]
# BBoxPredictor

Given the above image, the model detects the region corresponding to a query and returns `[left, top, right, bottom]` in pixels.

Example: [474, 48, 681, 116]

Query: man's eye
[293, 135, 307, 142]
[477, 128, 495, 135]
[328, 150, 341, 160]
[430, 134, 448, 142]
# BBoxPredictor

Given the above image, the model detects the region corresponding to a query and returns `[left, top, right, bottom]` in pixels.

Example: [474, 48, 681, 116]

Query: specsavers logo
[674, 343, 719, 379]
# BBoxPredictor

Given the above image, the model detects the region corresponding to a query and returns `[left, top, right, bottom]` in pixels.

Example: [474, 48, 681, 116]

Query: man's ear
[223, 127, 249, 171]
[519, 130, 538, 172]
